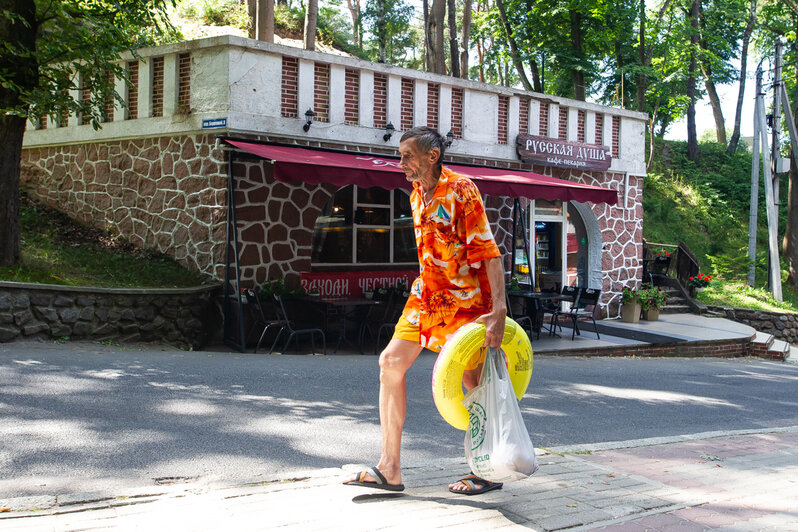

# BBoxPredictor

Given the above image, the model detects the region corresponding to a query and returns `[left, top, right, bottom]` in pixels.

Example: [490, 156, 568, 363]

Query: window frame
[311, 185, 417, 267]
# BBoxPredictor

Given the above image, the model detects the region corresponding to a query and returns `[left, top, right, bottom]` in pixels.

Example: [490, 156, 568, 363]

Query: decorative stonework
[20, 134, 228, 279]
[709, 306, 798, 344]
[0, 282, 222, 349]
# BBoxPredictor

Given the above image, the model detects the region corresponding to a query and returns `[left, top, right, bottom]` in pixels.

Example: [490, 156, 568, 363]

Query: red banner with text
[300, 270, 418, 298]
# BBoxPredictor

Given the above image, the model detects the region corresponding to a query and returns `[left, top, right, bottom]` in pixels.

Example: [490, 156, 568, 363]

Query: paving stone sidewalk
[2, 428, 797, 531]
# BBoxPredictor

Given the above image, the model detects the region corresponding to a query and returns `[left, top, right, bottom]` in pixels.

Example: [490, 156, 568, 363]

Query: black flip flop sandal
[344, 466, 405, 492]
[448, 474, 503, 495]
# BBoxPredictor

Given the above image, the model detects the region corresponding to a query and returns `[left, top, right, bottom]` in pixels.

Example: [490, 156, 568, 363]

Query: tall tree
[362, 0, 412, 63]
[727, 0, 757, 154]
[686, 0, 700, 160]
[460, 0, 473, 78]
[427, 0, 446, 73]
[0, 0, 173, 267]
[346, 0, 362, 49]
[304, 0, 319, 50]
[248, 0, 275, 41]
[448, 0, 460, 77]
[494, 0, 533, 90]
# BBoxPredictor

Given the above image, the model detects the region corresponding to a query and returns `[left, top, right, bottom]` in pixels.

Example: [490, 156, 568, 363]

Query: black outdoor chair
[270, 293, 326, 355]
[506, 292, 534, 338]
[357, 287, 393, 351]
[243, 288, 287, 354]
[643, 254, 672, 287]
[542, 286, 578, 337]
[552, 288, 601, 340]
[374, 289, 409, 354]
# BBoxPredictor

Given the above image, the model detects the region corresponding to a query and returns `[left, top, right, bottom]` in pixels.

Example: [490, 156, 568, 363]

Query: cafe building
[19, 35, 647, 333]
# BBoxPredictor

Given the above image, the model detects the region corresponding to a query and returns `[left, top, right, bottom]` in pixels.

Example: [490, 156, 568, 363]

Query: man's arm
[476, 256, 507, 348]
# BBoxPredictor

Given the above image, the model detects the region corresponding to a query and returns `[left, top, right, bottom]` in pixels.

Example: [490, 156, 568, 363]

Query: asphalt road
[3, 340, 798, 498]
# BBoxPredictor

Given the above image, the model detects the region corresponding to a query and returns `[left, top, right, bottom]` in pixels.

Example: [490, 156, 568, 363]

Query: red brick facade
[313, 63, 330, 122]
[519, 98, 529, 135]
[373, 73, 387, 129]
[595, 113, 604, 145]
[427, 83, 439, 130]
[127, 61, 139, 120]
[498, 95, 509, 144]
[178, 52, 191, 113]
[612, 115, 620, 157]
[280, 56, 298, 118]
[400, 78, 414, 131]
[559, 106, 568, 139]
[451, 88, 463, 138]
[152, 57, 164, 118]
[344, 68, 359, 125]
[539, 101, 549, 137]
[578, 110, 586, 142]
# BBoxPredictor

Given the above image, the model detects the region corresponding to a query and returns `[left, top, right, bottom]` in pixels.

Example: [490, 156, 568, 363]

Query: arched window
[311, 185, 417, 266]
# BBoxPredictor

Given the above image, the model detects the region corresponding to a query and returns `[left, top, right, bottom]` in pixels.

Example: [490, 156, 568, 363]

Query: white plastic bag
[463, 347, 538, 483]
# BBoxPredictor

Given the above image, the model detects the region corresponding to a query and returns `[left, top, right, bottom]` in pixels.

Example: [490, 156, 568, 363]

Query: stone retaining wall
[536, 337, 751, 359]
[0, 282, 223, 350]
[708, 306, 798, 344]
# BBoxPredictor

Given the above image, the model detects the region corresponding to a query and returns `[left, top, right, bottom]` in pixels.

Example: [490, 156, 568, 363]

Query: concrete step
[767, 339, 791, 361]
[750, 331, 775, 359]
[788, 346, 798, 364]
[660, 305, 691, 314]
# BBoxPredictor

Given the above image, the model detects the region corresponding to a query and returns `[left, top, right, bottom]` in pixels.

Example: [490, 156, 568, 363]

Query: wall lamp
[445, 130, 454, 147]
[303, 108, 315, 132]
[383, 122, 395, 142]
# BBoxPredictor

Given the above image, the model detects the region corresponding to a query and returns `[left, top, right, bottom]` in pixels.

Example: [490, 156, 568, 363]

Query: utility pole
[748, 67, 762, 287]
[754, 65, 783, 301]
[772, 42, 783, 210]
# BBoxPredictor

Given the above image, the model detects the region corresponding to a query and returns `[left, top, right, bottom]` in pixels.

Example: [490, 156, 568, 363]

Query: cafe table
[507, 290, 570, 339]
[300, 296, 383, 353]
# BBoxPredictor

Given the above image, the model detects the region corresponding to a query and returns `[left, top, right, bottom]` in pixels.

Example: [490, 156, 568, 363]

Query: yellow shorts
[392, 315, 484, 370]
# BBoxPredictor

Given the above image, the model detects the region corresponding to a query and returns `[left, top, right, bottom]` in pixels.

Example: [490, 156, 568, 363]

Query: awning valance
[222, 139, 618, 205]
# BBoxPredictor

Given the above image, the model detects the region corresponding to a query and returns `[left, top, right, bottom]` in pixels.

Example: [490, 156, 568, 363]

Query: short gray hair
[400, 127, 446, 165]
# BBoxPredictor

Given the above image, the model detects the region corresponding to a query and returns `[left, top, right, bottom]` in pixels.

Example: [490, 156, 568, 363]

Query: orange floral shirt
[402, 167, 501, 352]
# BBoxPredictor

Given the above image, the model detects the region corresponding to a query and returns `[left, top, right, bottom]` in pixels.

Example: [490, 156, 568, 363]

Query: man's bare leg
[345, 338, 423, 486]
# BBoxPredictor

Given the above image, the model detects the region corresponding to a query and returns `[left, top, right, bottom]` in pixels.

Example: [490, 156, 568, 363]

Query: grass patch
[696, 281, 798, 314]
[0, 195, 206, 288]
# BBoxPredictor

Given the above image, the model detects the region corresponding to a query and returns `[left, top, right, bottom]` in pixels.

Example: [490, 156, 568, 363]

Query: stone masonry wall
[709, 306, 798, 344]
[20, 134, 228, 279]
[0, 282, 222, 349]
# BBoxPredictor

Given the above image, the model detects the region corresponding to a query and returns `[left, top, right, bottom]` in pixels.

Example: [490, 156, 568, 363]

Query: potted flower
[687, 273, 712, 296]
[640, 285, 667, 320]
[620, 286, 641, 323]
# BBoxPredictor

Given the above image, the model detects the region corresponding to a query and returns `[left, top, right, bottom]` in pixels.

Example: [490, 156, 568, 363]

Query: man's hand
[476, 310, 506, 348]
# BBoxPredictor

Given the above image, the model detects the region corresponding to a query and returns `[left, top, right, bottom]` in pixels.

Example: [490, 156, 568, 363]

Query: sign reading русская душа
[516, 134, 612, 171]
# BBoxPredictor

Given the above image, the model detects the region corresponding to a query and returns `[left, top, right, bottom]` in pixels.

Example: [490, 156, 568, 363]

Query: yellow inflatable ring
[431, 317, 533, 430]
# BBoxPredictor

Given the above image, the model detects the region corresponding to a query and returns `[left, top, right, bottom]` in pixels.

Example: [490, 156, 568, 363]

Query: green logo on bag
[468, 402, 487, 450]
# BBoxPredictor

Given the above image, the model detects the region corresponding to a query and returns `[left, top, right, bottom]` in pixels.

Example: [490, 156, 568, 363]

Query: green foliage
[639, 284, 667, 311]
[0, 197, 204, 288]
[177, 0, 249, 29]
[0, 0, 176, 126]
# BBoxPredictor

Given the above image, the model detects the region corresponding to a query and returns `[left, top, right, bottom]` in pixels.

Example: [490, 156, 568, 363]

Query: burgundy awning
[223, 139, 618, 205]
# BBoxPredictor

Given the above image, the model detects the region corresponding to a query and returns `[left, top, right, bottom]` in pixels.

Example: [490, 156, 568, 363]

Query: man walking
[344, 127, 507, 495]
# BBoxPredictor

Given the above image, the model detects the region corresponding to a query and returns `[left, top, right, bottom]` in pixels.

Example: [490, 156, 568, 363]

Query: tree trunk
[0, 0, 37, 267]
[377, 0, 386, 62]
[460, 0, 472, 79]
[258, 0, 275, 42]
[636, 0, 646, 112]
[727, 0, 756, 155]
[346, 0, 361, 49]
[698, 1, 725, 145]
[428, 0, 446, 73]
[570, 10, 585, 101]
[530, 59, 542, 92]
[248, 0, 256, 39]
[423, 0, 431, 71]
[686, 0, 699, 161]
[701, 67, 726, 144]
[304, 0, 318, 50]
[448, 0, 459, 77]
[494, 0, 533, 91]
